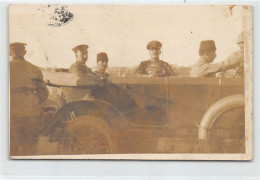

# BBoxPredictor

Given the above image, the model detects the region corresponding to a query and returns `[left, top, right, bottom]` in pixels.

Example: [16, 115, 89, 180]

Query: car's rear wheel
[57, 115, 116, 155]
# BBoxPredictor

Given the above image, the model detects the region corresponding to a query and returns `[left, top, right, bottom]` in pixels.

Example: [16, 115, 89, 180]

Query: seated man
[222, 32, 244, 78]
[69, 44, 93, 75]
[190, 40, 242, 77]
[67, 44, 103, 101]
[135, 40, 177, 77]
[94, 52, 109, 80]
[90, 52, 138, 118]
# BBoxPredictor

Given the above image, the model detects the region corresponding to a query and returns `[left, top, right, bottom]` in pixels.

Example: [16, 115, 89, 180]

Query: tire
[57, 115, 118, 155]
[48, 100, 128, 142]
[198, 94, 245, 153]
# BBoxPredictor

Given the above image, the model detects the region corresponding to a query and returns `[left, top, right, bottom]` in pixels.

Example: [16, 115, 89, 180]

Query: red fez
[199, 40, 216, 51]
[97, 52, 109, 62]
[147, 40, 162, 50]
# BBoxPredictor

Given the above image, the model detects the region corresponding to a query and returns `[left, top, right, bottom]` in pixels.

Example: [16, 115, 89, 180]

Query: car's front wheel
[198, 94, 245, 153]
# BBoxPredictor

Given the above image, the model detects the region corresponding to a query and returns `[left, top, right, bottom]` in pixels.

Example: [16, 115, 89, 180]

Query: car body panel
[42, 70, 244, 153]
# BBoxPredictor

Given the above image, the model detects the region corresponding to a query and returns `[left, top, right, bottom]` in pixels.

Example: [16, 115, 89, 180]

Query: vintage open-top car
[40, 69, 245, 155]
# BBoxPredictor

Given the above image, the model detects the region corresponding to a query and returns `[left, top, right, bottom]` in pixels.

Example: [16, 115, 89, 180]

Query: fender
[198, 94, 244, 140]
[47, 99, 128, 142]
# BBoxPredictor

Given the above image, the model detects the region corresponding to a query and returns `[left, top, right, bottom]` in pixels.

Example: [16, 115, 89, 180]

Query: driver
[222, 32, 244, 78]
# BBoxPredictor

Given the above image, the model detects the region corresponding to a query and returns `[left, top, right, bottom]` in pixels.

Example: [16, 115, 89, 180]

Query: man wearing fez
[9, 42, 49, 156]
[94, 52, 109, 80]
[69, 44, 93, 75]
[135, 40, 177, 77]
[190, 40, 243, 77]
[91, 52, 137, 118]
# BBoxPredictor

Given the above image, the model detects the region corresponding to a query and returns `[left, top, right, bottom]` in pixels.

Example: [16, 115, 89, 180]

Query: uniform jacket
[10, 58, 49, 117]
[190, 50, 243, 77]
[94, 70, 109, 80]
[135, 60, 177, 77]
[67, 61, 103, 101]
[69, 61, 93, 75]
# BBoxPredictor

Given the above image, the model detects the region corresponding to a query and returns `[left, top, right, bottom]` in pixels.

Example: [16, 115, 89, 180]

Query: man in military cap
[135, 40, 177, 77]
[94, 52, 109, 80]
[67, 45, 104, 101]
[190, 40, 242, 77]
[9, 42, 49, 156]
[69, 44, 93, 75]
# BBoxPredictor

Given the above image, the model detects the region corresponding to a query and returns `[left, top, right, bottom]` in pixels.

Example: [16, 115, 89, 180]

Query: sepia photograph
[9, 4, 252, 160]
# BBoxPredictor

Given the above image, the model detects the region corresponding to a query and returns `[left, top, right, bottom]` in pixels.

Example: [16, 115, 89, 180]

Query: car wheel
[198, 94, 245, 153]
[57, 115, 117, 155]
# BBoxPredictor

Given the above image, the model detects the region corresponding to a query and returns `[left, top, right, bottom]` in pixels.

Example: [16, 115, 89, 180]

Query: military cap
[72, 44, 89, 53]
[10, 42, 27, 50]
[237, 32, 244, 44]
[97, 52, 109, 62]
[199, 40, 216, 51]
[147, 40, 162, 50]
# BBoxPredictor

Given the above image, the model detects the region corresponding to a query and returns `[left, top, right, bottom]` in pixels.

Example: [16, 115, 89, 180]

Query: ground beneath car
[37, 136, 58, 155]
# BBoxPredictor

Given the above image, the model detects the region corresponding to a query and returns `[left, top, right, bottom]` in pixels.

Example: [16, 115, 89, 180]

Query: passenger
[224, 32, 244, 78]
[91, 53, 137, 119]
[9, 42, 49, 156]
[94, 52, 109, 80]
[135, 40, 177, 77]
[67, 44, 102, 101]
[190, 40, 243, 77]
[69, 44, 93, 75]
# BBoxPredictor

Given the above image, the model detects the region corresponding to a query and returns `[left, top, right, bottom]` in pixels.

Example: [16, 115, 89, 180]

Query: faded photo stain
[37, 5, 74, 27]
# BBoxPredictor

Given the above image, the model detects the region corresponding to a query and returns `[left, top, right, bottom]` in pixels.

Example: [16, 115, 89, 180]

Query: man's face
[76, 49, 88, 63]
[206, 50, 217, 63]
[97, 60, 108, 72]
[148, 48, 161, 59]
[10, 47, 26, 58]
